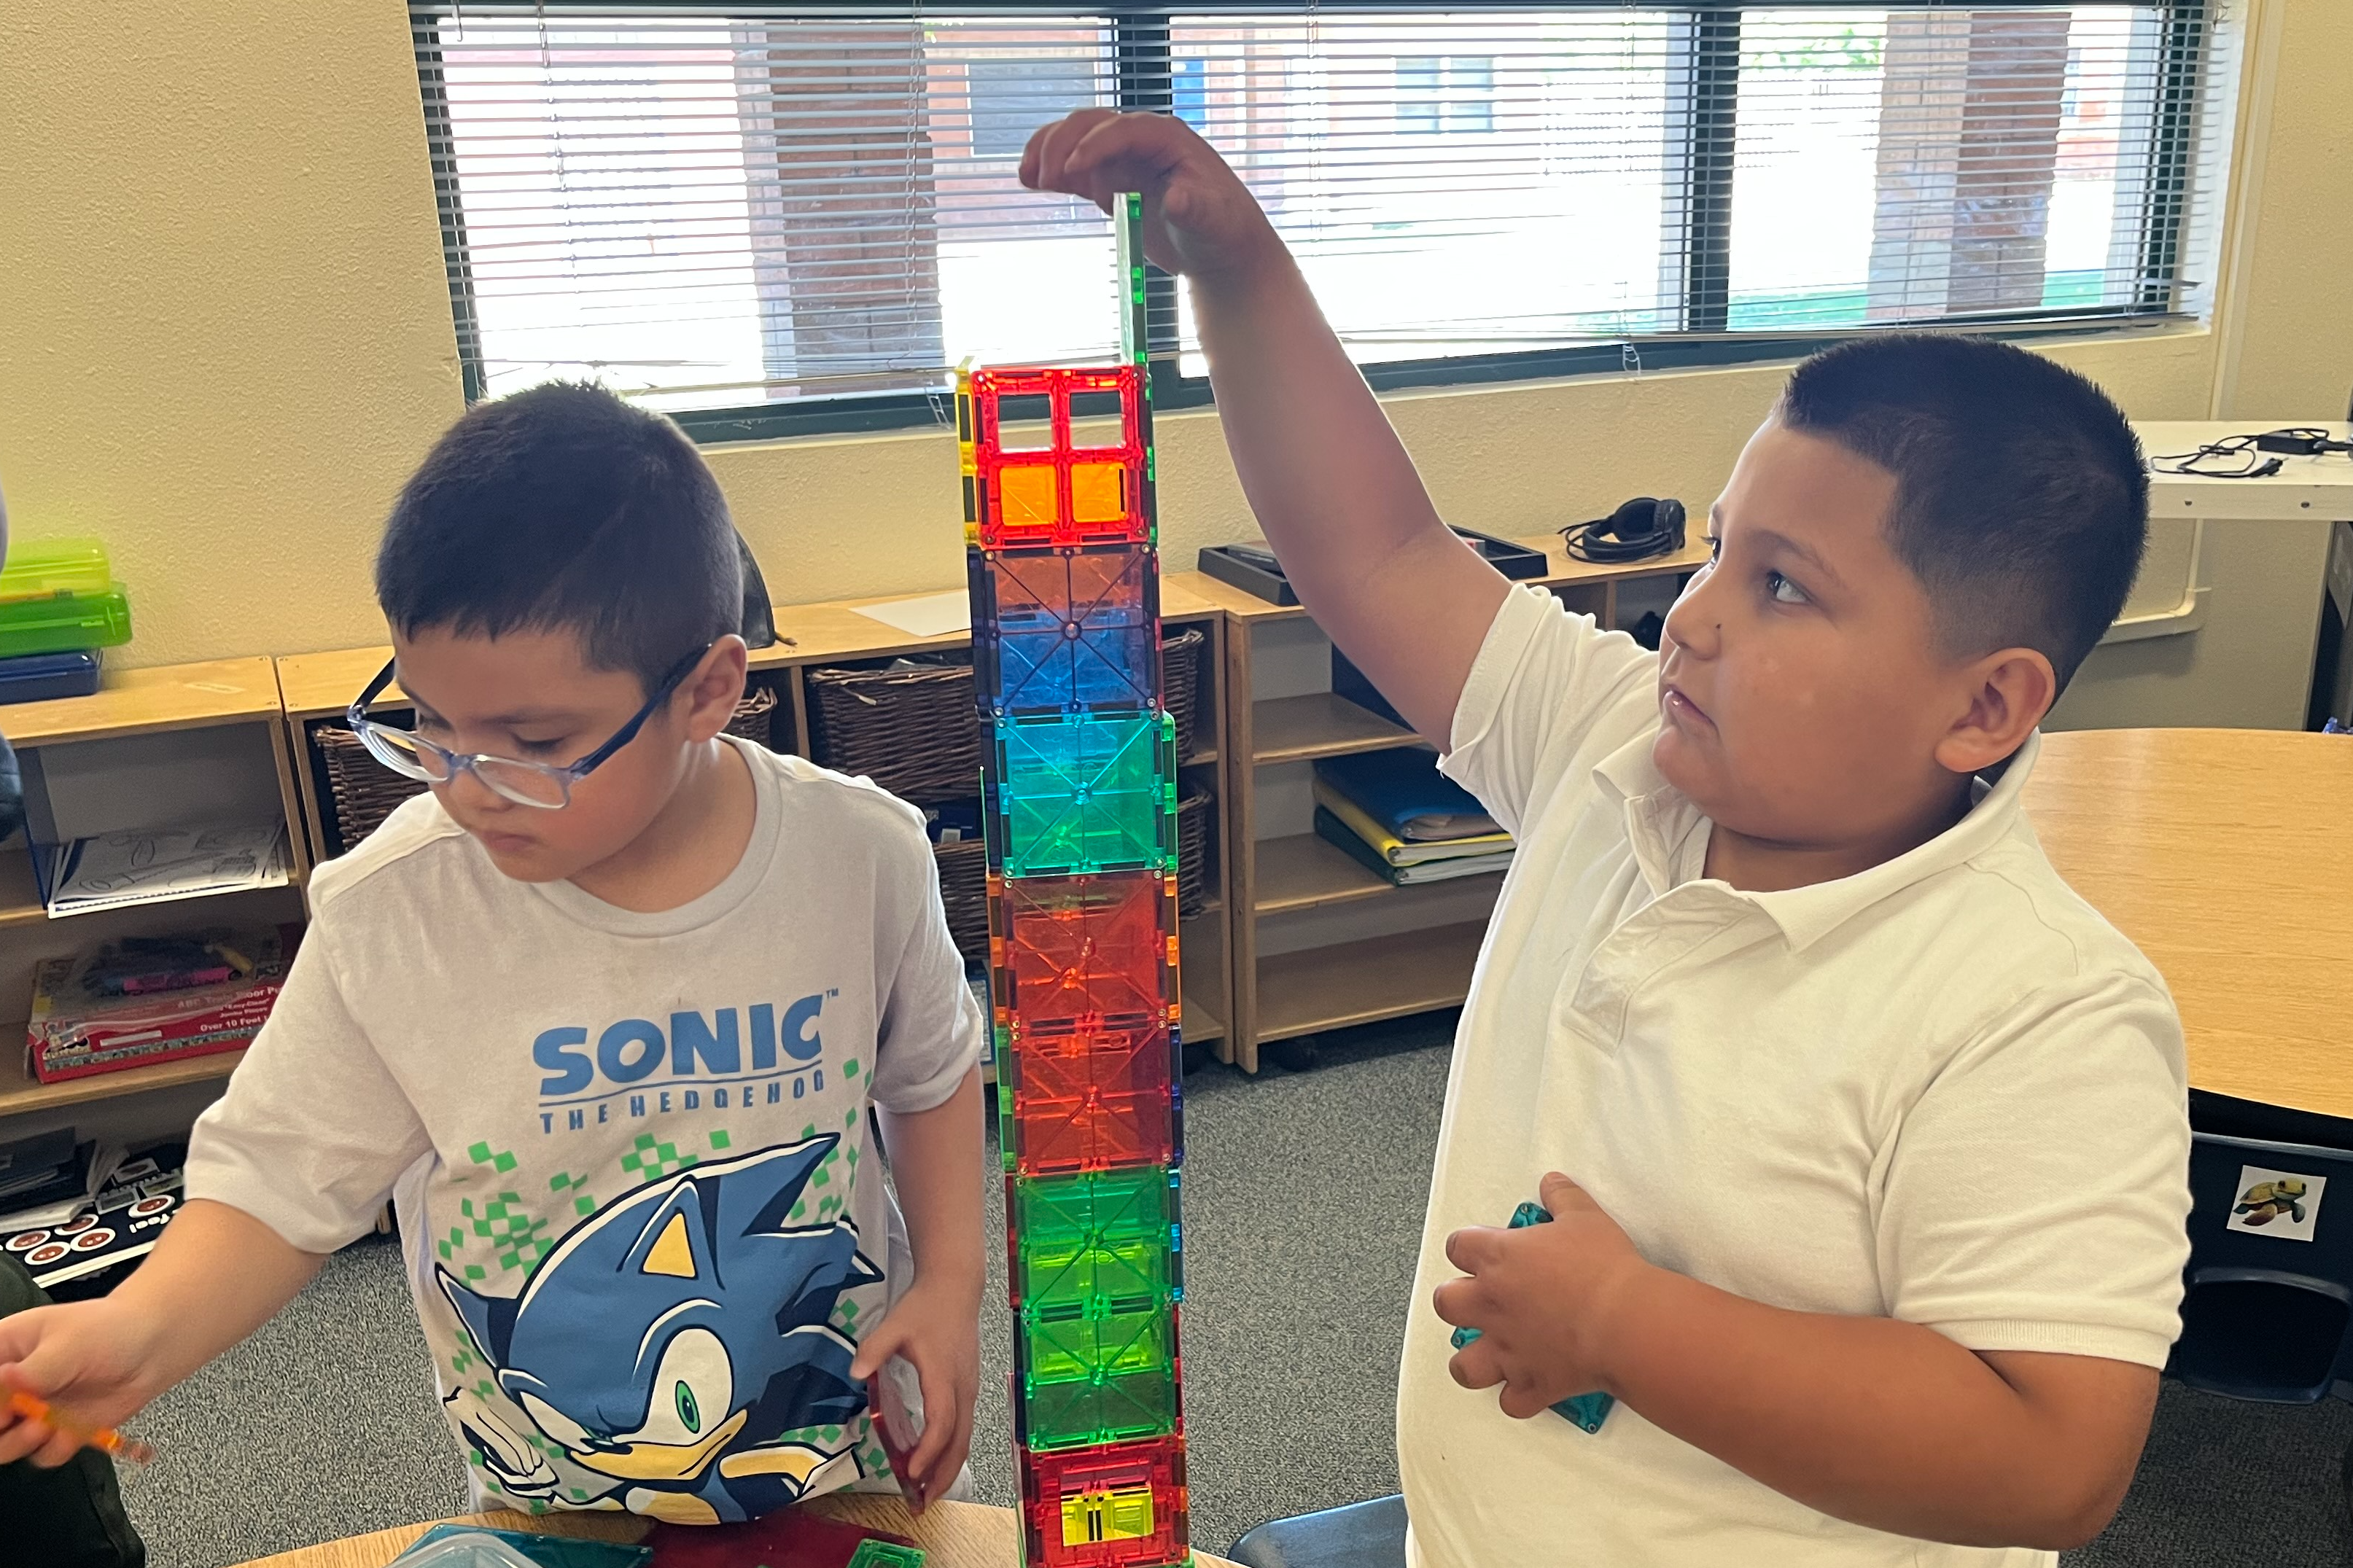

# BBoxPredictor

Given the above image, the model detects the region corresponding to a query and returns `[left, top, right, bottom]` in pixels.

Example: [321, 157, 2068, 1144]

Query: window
[1172, 56, 1207, 130]
[1395, 57, 1494, 135]
[413, 3, 2231, 442]
[968, 56, 1102, 160]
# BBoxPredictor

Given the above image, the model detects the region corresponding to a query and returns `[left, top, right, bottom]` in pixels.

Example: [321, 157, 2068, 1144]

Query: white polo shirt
[1396, 585, 2191, 1568]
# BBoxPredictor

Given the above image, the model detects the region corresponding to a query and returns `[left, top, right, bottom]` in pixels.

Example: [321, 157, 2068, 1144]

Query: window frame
[413, 0, 2213, 445]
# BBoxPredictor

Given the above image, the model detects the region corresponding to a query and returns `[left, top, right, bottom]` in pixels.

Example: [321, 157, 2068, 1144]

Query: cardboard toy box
[26, 925, 300, 1084]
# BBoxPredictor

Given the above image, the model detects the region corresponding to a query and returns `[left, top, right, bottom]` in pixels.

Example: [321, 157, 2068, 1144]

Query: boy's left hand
[1434, 1171, 1653, 1419]
[849, 1277, 980, 1512]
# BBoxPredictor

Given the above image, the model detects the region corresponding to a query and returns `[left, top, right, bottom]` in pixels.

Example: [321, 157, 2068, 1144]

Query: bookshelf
[1175, 532, 1710, 1072]
[0, 656, 308, 1127]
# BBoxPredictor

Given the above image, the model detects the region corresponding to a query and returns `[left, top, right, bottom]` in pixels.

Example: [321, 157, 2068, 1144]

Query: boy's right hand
[0, 1296, 164, 1467]
[1023, 107, 1510, 747]
[1020, 109, 1281, 289]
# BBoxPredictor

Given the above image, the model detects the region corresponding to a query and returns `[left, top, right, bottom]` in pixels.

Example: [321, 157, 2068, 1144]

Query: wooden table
[2025, 727, 2353, 1120]
[232, 1493, 1244, 1568]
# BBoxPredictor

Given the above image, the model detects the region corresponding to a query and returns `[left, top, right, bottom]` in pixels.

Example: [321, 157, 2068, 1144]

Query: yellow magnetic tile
[1070, 463, 1128, 524]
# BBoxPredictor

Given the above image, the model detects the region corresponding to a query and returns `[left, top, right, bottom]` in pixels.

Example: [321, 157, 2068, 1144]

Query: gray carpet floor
[114, 1017, 2345, 1566]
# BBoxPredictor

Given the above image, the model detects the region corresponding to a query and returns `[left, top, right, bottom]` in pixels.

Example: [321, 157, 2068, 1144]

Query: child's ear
[1934, 646, 2056, 777]
[681, 635, 751, 741]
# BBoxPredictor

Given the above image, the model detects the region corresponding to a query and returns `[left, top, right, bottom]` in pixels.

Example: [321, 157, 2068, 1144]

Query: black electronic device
[1560, 496, 1687, 564]
[735, 531, 776, 649]
[1199, 528, 1546, 606]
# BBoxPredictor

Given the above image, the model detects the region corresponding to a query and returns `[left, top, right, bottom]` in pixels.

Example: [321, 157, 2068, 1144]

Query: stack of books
[1313, 749, 1514, 886]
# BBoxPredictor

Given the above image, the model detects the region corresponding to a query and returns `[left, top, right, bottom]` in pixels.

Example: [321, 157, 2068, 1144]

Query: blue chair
[2171, 1133, 2353, 1407]
[1229, 1494, 1407, 1568]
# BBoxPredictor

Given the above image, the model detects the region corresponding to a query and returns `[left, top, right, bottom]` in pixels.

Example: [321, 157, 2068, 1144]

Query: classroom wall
[0, 0, 2341, 671]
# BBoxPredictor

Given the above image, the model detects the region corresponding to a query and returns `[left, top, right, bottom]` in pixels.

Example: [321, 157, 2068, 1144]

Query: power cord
[2148, 428, 2353, 479]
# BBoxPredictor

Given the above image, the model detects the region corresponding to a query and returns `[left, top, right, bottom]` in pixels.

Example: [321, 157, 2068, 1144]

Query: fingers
[1020, 108, 1124, 202]
[1539, 1171, 1589, 1218]
[1022, 109, 1193, 216]
[1430, 1277, 1482, 1329]
[1443, 1225, 1506, 1275]
[0, 1408, 51, 1466]
[903, 1349, 961, 1488]
[849, 1319, 908, 1384]
[28, 1424, 85, 1469]
[1496, 1381, 1553, 1422]
[912, 1402, 974, 1516]
[1448, 1338, 1502, 1392]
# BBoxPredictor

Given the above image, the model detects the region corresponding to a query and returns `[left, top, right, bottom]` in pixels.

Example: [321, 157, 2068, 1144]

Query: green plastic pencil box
[0, 584, 132, 659]
[0, 539, 111, 602]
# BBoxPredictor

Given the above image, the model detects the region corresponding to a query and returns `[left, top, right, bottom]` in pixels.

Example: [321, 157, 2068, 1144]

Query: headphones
[1560, 496, 1687, 564]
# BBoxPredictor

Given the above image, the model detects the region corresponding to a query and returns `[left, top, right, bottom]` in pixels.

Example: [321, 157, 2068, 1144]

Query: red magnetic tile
[1019, 1435, 1189, 1568]
[1006, 1023, 1177, 1177]
[992, 873, 1175, 1034]
[965, 364, 1150, 548]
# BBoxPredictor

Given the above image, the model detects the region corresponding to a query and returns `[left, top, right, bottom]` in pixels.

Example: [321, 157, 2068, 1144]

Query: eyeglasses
[346, 643, 713, 810]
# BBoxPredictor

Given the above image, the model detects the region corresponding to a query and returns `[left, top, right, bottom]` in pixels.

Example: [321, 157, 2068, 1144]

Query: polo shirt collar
[1591, 727, 2044, 953]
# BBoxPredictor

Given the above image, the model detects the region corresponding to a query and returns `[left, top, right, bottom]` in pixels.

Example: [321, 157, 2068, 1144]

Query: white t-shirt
[187, 738, 983, 1525]
[1397, 586, 2191, 1568]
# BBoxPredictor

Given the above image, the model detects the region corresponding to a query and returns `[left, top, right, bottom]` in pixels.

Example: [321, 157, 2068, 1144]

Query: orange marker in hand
[7, 1389, 155, 1466]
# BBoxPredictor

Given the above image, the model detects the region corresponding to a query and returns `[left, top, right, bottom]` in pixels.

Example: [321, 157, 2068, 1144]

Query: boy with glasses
[0, 383, 987, 1526]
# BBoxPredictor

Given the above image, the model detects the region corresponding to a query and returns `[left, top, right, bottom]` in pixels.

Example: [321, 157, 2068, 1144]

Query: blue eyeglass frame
[344, 641, 716, 808]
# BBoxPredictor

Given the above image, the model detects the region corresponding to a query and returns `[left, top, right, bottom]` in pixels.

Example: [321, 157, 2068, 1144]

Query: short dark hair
[1778, 334, 2147, 691]
[375, 381, 740, 693]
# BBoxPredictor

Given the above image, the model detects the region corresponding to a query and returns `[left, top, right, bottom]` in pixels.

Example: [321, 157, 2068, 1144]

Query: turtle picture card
[2226, 1163, 2328, 1242]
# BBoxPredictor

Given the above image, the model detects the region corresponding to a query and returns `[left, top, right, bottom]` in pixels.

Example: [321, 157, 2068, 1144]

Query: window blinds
[413, 3, 2230, 421]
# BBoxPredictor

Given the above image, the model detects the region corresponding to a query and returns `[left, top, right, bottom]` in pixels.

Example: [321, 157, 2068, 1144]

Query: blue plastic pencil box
[0, 650, 101, 704]
[1448, 1200, 1617, 1434]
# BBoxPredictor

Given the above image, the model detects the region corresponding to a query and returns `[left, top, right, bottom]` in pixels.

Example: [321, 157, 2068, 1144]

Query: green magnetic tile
[994, 711, 1175, 877]
[1014, 1169, 1178, 1320]
[1024, 1303, 1174, 1384]
[1019, 1359, 1181, 1452]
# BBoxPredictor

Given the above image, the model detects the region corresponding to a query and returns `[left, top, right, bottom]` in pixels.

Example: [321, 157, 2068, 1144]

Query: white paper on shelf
[44, 823, 292, 917]
[851, 590, 971, 638]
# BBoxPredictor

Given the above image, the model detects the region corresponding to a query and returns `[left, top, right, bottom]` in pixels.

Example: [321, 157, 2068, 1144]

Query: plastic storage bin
[0, 585, 131, 660]
[0, 539, 111, 602]
[0, 650, 101, 703]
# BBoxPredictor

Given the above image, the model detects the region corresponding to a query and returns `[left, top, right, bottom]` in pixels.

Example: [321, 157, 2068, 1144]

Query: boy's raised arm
[1023, 110, 1511, 749]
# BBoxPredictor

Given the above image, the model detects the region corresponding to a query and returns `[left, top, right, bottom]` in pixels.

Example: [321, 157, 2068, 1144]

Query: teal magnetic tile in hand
[975, 545, 1159, 717]
[994, 711, 1175, 877]
[1013, 1168, 1178, 1321]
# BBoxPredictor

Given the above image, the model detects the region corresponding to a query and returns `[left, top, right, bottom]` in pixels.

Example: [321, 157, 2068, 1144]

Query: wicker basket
[316, 725, 432, 856]
[1162, 627, 1206, 762]
[726, 684, 779, 749]
[934, 835, 991, 964]
[804, 662, 983, 805]
[1176, 789, 1213, 915]
[315, 687, 784, 855]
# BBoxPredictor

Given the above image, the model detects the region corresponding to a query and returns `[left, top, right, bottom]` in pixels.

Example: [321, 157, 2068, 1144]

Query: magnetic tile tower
[962, 193, 1190, 1568]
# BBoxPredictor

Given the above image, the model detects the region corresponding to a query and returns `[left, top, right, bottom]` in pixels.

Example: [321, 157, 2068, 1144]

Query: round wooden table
[2024, 727, 2353, 1120]
[233, 1493, 1245, 1568]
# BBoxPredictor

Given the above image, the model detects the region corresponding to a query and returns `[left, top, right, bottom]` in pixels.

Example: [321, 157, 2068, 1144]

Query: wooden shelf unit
[0, 1041, 248, 1118]
[1251, 692, 1420, 765]
[0, 655, 310, 1124]
[1181, 532, 1709, 1072]
[276, 582, 1241, 1066]
[1255, 921, 1490, 1043]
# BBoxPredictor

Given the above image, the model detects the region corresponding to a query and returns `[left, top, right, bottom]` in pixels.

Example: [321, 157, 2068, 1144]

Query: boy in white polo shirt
[1024, 112, 2189, 1566]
